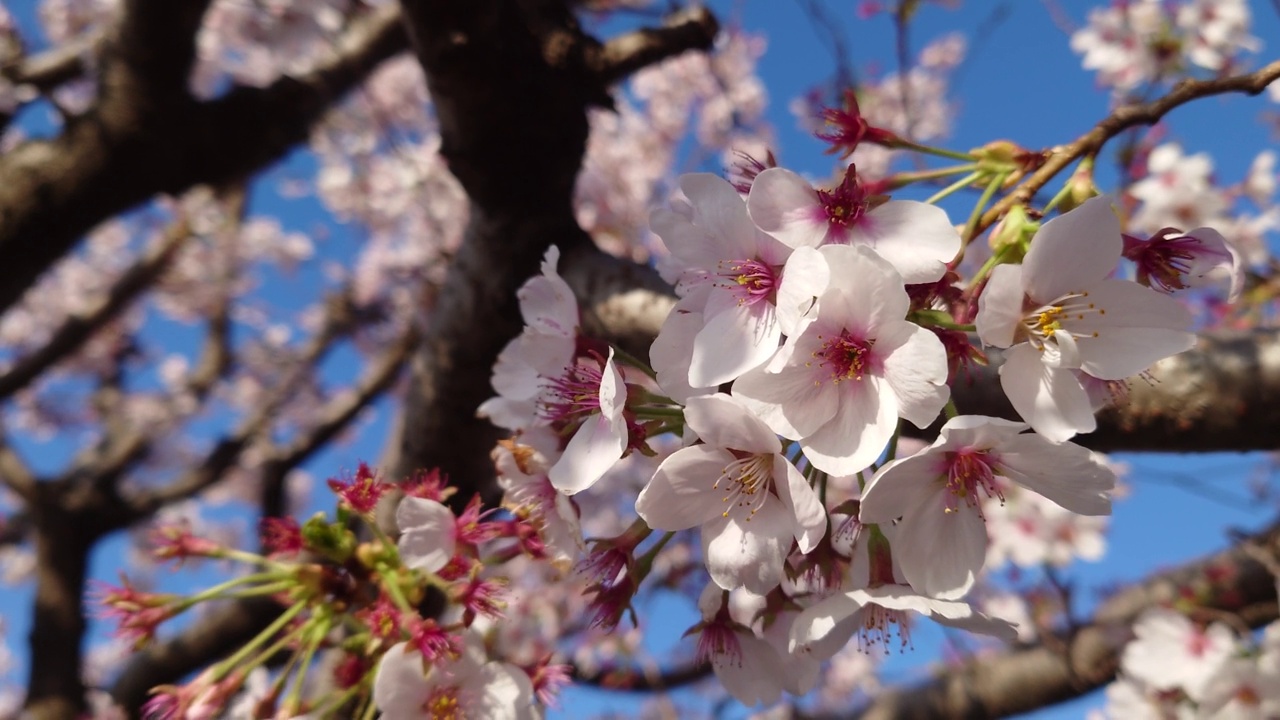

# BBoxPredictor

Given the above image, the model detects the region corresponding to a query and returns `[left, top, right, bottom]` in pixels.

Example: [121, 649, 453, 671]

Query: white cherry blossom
[975, 196, 1195, 441]
[747, 165, 960, 284]
[734, 245, 949, 475]
[635, 393, 825, 593]
[1121, 608, 1236, 702]
[859, 415, 1114, 599]
[395, 497, 456, 574]
[373, 641, 539, 720]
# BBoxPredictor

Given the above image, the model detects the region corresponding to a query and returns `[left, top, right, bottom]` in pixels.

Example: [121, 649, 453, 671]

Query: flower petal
[975, 263, 1027, 349]
[895, 495, 988, 599]
[703, 501, 793, 593]
[801, 375, 898, 476]
[747, 167, 827, 249]
[878, 320, 950, 428]
[1023, 196, 1123, 303]
[998, 344, 1096, 442]
[684, 393, 781, 454]
[859, 454, 945, 524]
[635, 446, 735, 530]
[732, 361, 838, 440]
[856, 201, 960, 284]
[690, 298, 781, 387]
[774, 454, 827, 553]
[998, 434, 1115, 515]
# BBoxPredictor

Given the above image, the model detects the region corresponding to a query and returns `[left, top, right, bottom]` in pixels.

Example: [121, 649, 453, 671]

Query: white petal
[690, 298, 781, 387]
[680, 173, 760, 259]
[703, 502, 793, 593]
[747, 167, 828, 248]
[650, 301, 708, 404]
[636, 446, 739, 530]
[714, 633, 787, 706]
[1071, 279, 1195, 379]
[975, 263, 1026, 348]
[877, 321, 950, 428]
[548, 413, 627, 495]
[373, 644, 429, 716]
[801, 375, 898, 476]
[1023, 196, 1123, 303]
[936, 414, 1029, 450]
[684, 393, 780, 453]
[997, 434, 1115, 515]
[856, 201, 960, 284]
[818, 245, 909, 332]
[774, 455, 827, 553]
[999, 344, 1096, 442]
[732, 361, 838, 439]
[895, 496, 988, 600]
[396, 498, 456, 573]
[775, 246, 829, 335]
[859, 454, 945, 523]
[789, 592, 865, 661]
[517, 264, 578, 338]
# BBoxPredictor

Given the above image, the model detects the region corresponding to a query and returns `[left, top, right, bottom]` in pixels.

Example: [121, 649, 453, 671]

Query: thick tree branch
[589, 6, 718, 85]
[391, 1, 717, 508]
[801, 517, 1280, 720]
[0, 4, 407, 317]
[572, 658, 712, 692]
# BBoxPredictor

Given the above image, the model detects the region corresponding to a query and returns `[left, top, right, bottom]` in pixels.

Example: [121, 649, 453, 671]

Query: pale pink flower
[544, 350, 629, 496]
[1175, 0, 1258, 72]
[650, 173, 822, 387]
[788, 584, 1016, 662]
[1197, 655, 1280, 720]
[1122, 608, 1236, 702]
[975, 197, 1195, 441]
[1130, 144, 1228, 234]
[859, 415, 1113, 598]
[635, 393, 825, 593]
[373, 641, 538, 720]
[1103, 676, 1192, 720]
[734, 245, 949, 475]
[1244, 150, 1276, 206]
[747, 165, 960, 284]
[984, 484, 1109, 569]
[493, 429, 584, 571]
[1124, 226, 1243, 302]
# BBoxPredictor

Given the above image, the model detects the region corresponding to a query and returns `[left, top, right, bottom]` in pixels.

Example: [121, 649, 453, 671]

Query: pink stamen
[814, 330, 877, 383]
[716, 258, 779, 306]
[943, 450, 1004, 514]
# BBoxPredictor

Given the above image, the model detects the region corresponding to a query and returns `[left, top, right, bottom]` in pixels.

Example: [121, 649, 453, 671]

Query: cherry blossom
[1123, 226, 1243, 301]
[975, 196, 1195, 441]
[789, 584, 1016, 662]
[734, 245, 949, 475]
[747, 165, 960, 284]
[635, 393, 825, 593]
[395, 496, 456, 574]
[859, 415, 1114, 598]
[1121, 608, 1235, 702]
[650, 173, 820, 388]
[1130, 144, 1228, 234]
[373, 641, 539, 720]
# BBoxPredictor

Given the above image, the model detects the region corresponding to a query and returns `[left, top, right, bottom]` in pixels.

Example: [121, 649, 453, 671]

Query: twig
[973, 59, 1280, 237]
[591, 6, 719, 85]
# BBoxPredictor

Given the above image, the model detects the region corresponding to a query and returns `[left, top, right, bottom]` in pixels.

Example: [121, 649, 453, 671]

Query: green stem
[924, 171, 982, 205]
[893, 138, 978, 162]
[885, 163, 980, 188]
[214, 600, 306, 680]
[885, 421, 902, 464]
[962, 171, 1009, 244]
[944, 398, 959, 420]
[632, 406, 685, 420]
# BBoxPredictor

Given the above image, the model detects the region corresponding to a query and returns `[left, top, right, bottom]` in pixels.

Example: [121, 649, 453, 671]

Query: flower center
[1020, 290, 1105, 351]
[697, 622, 744, 666]
[813, 330, 876, 383]
[423, 686, 464, 720]
[942, 450, 1004, 515]
[816, 165, 869, 239]
[716, 258, 778, 306]
[539, 360, 605, 427]
[714, 453, 773, 521]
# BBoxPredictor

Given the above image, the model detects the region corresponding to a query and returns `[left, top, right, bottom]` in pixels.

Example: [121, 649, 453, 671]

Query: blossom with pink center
[636, 393, 825, 593]
[1198, 654, 1280, 720]
[975, 197, 1195, 442]
[691, 583, 820, 706]
[788, 584, 1016, 662]
[1123, 226, 1243, 302]
[1121, 608, 1235, 702]
[373, 641, 538, 720]
[544, 350, 629, 495]
[733, 245, 949, 476]
[493, 430, 584, 571]
[747, 164, 959, 284]
[859, 415, 1114, 599]
[650, 173, 823, 388]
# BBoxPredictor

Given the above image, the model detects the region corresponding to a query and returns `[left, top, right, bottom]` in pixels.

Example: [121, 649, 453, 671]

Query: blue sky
[3, 1, 1280, 718]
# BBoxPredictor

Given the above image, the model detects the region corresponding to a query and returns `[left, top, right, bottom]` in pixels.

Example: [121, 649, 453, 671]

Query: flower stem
[924, 171, 982, 205]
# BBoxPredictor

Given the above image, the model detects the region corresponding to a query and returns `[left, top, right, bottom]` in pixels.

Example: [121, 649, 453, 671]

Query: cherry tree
[0, 0, 1279, 719]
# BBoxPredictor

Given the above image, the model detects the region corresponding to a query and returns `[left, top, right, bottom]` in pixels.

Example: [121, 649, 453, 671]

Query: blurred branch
[0, 433, 36, 503]
[974, 58, 1280, 236]
[0, 3, 407, 317]
[572, 658, 712, 691]
[0, 220, 190, 401]
[0, 34, 95, 91]
[790, 516, 1280, 720]
[589, 6, 718, 85]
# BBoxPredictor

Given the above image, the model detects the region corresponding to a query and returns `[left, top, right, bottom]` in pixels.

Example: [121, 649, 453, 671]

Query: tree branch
[974, 59, 1280, 236]
[0, 4, 407, 317]
[589, 6, 718, 85]
[0, 219, 189, 401]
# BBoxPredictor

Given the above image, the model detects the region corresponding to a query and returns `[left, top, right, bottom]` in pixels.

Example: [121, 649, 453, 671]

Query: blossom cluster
[475, 99, 1226, 705]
